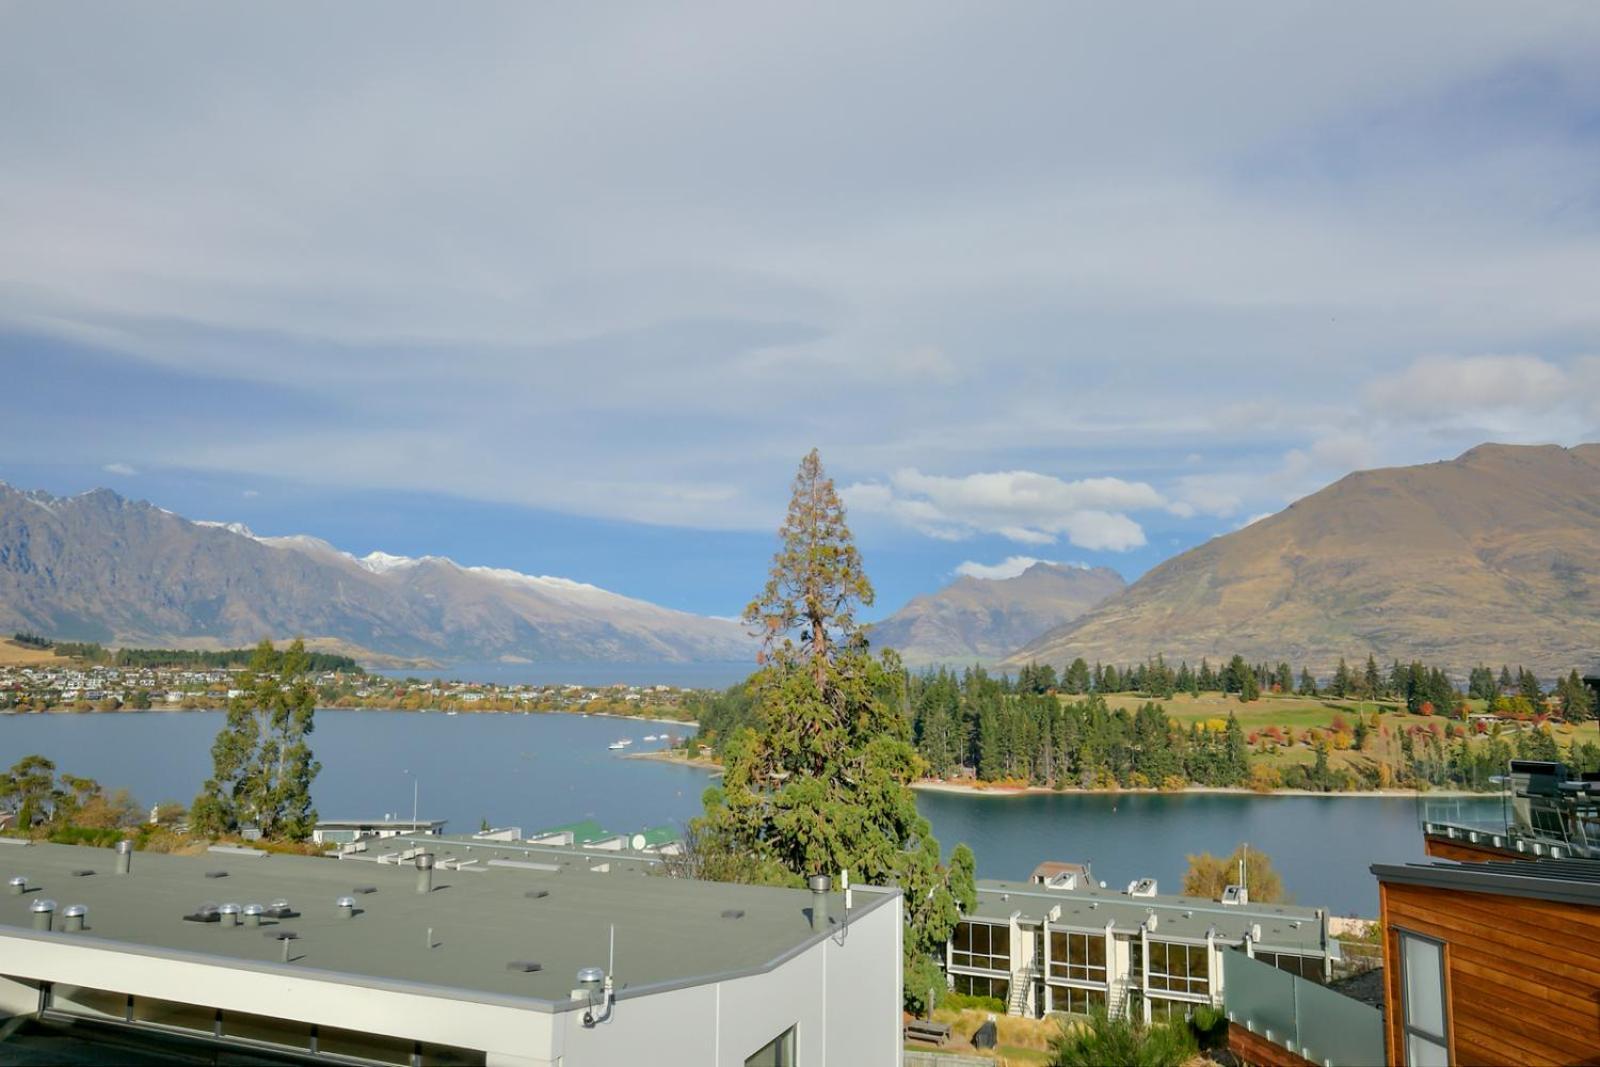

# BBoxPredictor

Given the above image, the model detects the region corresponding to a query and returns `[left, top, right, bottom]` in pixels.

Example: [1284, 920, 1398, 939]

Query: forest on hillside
[690, 653, 1600, 794]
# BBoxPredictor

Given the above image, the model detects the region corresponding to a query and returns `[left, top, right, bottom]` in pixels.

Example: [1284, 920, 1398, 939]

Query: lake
[0, 710, 1492, 915]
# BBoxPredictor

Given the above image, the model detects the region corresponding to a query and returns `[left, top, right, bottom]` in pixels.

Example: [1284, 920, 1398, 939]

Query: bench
[903, 1020, 953, 1046]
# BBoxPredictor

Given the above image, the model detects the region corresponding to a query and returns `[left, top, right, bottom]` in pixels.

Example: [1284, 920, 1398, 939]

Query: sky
[4, 2, 1600, 619]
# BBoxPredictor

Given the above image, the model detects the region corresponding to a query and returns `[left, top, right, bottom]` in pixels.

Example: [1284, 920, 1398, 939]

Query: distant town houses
[0, 663, 700, 720]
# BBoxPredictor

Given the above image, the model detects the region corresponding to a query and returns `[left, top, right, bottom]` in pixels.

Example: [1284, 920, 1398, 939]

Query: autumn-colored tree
[1182, 843, 1286, 903]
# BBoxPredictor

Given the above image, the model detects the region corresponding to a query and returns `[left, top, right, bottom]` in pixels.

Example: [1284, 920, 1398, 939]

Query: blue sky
[4, 2, 1600, 620]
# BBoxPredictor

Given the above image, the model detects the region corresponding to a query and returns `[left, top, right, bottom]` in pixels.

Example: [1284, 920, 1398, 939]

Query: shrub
[1051, 1008, 1198, 1067]
[943, 991, 1005, 1014]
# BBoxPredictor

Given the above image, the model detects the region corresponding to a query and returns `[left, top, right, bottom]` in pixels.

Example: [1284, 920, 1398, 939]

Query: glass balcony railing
[1223, 949, 1383, 1067]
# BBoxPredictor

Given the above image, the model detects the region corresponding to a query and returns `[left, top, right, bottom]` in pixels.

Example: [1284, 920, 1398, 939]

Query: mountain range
[0, 483, 752, 665]
[867, 562, 1125, 664]
[1006, 443, 1600, 677]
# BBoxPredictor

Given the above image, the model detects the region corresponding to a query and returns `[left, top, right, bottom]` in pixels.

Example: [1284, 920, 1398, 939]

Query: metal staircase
[1007, 961, 1039, 1017]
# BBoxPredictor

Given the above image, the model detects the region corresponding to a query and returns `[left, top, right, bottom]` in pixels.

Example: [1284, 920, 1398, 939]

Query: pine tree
[1297, 667, 1318, 697]
[1063, 657, 1091, 695]
[1363, 655, 1382, 700]
[190, 638, 320, 841]
[696, 450, 968, 1001]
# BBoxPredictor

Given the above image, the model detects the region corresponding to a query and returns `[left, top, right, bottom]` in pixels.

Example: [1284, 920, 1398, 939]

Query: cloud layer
[1, 3, 1598, 551]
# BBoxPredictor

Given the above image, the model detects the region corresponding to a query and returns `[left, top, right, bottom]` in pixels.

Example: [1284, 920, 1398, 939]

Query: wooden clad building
[1372, 858, 1600, 1066]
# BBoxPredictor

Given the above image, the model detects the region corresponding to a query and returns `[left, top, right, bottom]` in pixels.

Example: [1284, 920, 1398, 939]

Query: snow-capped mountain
[0, 483, 754, 665]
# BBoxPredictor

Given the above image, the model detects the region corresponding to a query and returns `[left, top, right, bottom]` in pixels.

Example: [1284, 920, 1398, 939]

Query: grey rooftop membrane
[0, 841, 887, 1007]
[968, 878, 1327, 951]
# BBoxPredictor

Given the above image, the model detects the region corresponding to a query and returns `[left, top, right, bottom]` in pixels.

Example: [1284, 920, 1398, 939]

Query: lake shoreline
[912, 779, 1481, 799]
[2, 706, 700, 729]
[624, 750, 1481, 798]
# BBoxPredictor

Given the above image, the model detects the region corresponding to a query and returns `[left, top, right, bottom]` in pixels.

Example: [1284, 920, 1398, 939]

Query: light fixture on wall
[579, 924, 616, 1028]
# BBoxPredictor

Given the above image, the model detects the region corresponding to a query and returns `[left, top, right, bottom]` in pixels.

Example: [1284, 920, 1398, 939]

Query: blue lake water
[0, 710, 1494, 915]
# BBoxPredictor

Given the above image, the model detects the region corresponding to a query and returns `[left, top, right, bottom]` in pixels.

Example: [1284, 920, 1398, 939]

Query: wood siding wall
[1380, 880, 1600, 1066]
[1227, 1022, 1319, 1067]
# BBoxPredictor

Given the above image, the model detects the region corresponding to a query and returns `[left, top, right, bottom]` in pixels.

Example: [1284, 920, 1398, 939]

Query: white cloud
[1365, 354, 1569, 422]
[102, 462, 137, 476]
[843, 468, 1162, 550]
[955, 556, 1059, 580]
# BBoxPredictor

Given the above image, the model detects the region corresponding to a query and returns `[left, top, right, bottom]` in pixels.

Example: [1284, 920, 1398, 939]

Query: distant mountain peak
[0, 481, 753, 664]
[871, 559, 1126, 665]
[1006, 441, 1600, 676]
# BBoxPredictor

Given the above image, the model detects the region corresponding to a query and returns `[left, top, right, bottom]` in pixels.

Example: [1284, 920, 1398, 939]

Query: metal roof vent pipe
[336, 896, 357, 919]
[7, 876, 26, 896]
[415, 852, 434, 895]
[62, 904, 87, 932]
[115, 839, 133, 875]
[808, 874, 830, 930]
[31, 898, 56, 931]
[243, 904, 264, 927]
[219, 903, 242, 927]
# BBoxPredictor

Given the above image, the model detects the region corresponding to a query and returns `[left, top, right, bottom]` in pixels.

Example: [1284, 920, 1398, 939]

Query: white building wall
[556, 890, 902, 1066]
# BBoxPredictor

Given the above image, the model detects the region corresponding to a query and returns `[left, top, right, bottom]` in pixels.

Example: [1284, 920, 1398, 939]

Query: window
[950, 972, 1010, 1003]
[745, 1025, 795, 1067]
[48, 984, 129, 1021]
[951, 920, 1011, 972]
[130, 996, 217, 1034]
[1146, 941, 1209, 997]
[220, 1010, 313, 1050]
[1399, 931, 1449, 1066]
[1048, 930, 1107, 983]
[1255, 950, 1325, 983]
[1049, 984, 1106, 1015]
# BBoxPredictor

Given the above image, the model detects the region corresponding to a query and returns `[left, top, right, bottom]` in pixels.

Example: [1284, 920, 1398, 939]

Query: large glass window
[745, 1024, 796, 1067]
[1048, 930, 1108, 983]
[1146, 941, 1210, 997]
[1049, 984, 1106, 1015]
[950, 972, 1011, 1003]
[951, 920, 1011, 972]
[1400, 932, 1449, 1066]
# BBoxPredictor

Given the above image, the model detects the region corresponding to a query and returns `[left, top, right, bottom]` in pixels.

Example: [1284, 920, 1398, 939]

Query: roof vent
[219, 903, 242, 927]
[243, 903, 265, 927]
[31, 898, 56, 931]
[352, 885, 377, 895]
[265, 929, 299, 962]
[205, 870, 228, 879]
[7, 876, 27, 896]
[62, 904, 87, 932]
[69, 869, 94, 878]
[184, 903, 221, 923]
[265, 899, 299, 919]
[506, 960, 543, 972]
[336, 895, 358, 919]
[1127, 878, 1158, 898]
[524, 889, 550, 900]
[721, 909, 745, 920]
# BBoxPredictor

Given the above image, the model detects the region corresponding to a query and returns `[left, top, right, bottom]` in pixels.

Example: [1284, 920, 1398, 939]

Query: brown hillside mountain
[1005, 443, 1600, 678]
[0, 483, 752, 664]
[869, 562, 1126, 664]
